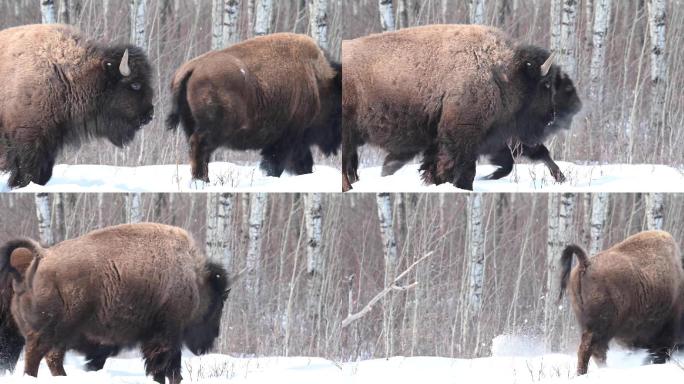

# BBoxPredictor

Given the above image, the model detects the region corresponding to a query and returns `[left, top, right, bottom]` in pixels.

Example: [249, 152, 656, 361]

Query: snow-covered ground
[3, 342, 684, 383]
[350, 162, 684, 192]
[0, 163, 342, 193]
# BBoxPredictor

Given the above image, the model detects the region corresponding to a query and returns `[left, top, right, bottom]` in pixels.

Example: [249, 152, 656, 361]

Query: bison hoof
[552, 170, 566, 183]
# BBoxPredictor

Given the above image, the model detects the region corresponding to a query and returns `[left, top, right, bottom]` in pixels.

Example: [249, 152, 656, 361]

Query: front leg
[484, 146, 515, 180]
[260, 143, 287, 177]
[522, 144, 565, 183]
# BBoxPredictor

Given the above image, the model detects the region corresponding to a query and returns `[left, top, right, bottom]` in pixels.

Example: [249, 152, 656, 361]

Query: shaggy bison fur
[167, 33, 341, 182]
[0, 223, 230, 384]
[0, 24, 154, 188]
[559, 230, 684, 375]
[342, 24, 581, 191]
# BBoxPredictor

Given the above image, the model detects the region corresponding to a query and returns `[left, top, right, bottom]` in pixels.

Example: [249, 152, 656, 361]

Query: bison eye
[130, 82, 142, 91]
[565, 85, 574, 92]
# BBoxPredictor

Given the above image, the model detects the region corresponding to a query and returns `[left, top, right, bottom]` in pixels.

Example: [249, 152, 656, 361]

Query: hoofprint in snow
[3, 339, 684, 384]
[350, 162, 684, 192]
[0, 163, 342, 193]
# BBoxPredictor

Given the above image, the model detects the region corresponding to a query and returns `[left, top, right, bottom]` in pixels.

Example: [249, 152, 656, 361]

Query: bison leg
[342, 128, 361, 191]
[142, 342, 183, 384]
[484, 147, 515, 180]
[522, 144, 566, 183]
[165, 349, 183, 384]
[189, 132, 214, 182]
[647, 347, 671, 364]
[23, 333, 52, 377]
[260, 144, 287, 177]
[455, 161, 477, 190]
[591, 341, 608, 368]
[285, 145, 314, 175]
[84, 345, 119, 371]
[45, 348, 67, 376]
[381, 152, 416, 177]
[577, 330, 603, 375]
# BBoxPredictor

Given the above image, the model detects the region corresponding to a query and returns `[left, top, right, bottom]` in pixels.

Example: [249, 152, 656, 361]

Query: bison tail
[0, 238, 44, 282]
[558, 244, 589, 302]
[166, 69, 194, 133]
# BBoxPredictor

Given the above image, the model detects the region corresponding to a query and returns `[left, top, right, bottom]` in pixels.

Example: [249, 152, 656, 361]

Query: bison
[342, 24, 581, 191]
[0, 24, 154, 188]
[167, 33, 341, 182]
[0, 223, 231, 383]
[559, 230, 684, 375]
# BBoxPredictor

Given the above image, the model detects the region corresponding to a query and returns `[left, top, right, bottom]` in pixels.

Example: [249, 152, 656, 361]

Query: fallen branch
[341, 251, 434, 328]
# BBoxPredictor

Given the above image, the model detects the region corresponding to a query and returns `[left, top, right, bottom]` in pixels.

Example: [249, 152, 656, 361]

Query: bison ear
[9, 248, 33, 276]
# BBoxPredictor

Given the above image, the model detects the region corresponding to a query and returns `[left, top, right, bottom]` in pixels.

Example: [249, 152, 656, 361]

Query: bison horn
[119, 49, 131, 77]
[541, 51, 555, 77]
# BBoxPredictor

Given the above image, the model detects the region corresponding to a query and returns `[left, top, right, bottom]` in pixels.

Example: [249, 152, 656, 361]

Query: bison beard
[0, 24, 154, 189]
[166, 33, 341, 182]
[559, 231, 684, 375]
[0, 224, 230, 384]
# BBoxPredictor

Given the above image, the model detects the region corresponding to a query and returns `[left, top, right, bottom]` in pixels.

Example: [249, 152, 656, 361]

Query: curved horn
[540, 51, 555, 77]
[119, 49, 131, 77]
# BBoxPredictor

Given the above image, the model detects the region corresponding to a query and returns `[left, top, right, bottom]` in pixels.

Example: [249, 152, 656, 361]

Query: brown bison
[342, 24, 581, 191]
[0, 24, 154, 188]
[559, 230, 684, 375]
[167, 33, 341, 182]
[0, 223, 230, 383]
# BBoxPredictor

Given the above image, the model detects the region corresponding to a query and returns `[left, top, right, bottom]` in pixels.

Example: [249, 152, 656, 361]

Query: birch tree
[125, 193, 143, 223]
[305, 193, 324, 349]
[58, 0, 70, 24]
[468, 0, 485, 24]
[130, 0, 147, 50]
[206, 194, 234, 269]
[41, 0, 57, 23]
[376, 192, 398, 357]
[559, 0, 578, 78]
[246, 193, 267, 294]
[222, 0, 241, 47]
[378, 0, 396, 32]
[588, 0, 611, 102]
[308, 0, 329, 50]
[589, 193, 609, 254]
[550, 0, 562, 52]
[54, 193, 66, 242]
[466, 194, 485, 313]
[646, 193, 664, 230]
[211, 0, 225, 50]
[35, 193, 54, 246]
[648, 0, 667, 157]
[545, 193, 575, 349]
[254, 0, 273, 36]
[397, 0, 409, 29]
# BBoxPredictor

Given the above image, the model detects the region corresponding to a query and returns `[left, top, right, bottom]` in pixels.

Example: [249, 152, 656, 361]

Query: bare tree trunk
[308, 0, 329, 50]
[223, 0, 241, 46]
[54, 193, 66, 242]
[58, 0, 70, 24]
[97, 193, 105, 228]
[212, 0, 224, 50]
[559, 0, 578, 78]
[468, 0, 485, 24]
[588, 0, 611, 102]
[397, 0, 409, 29]
[246, 193, 267, 293]
[130, 0, 147, 50]
[254, 0, 273, 36]
[550, 0, 562, 52]
[378, 0, 396, 32]
[545, 193, 575, 350]
[304, 193, 324, 353]
[35, 193, 54, 245]
[645, 193, 664, 230]
[206, 193, 234, 268]
[41, 0, 57, 23]
[466, 194, 485, 313]
[589, 193, 609, 254]
[376, 192, 398, 357]
[125, 193, 143, 223]
[648, 0, 668, 159]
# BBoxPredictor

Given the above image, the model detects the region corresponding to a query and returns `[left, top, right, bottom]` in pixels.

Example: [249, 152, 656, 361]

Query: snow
[3, 345, 684, 383]
[350, 162, 684, 192]
[0, 163, 342, 193]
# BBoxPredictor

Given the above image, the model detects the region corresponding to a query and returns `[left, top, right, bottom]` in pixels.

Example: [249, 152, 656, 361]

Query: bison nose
[141, 107, 154, 125]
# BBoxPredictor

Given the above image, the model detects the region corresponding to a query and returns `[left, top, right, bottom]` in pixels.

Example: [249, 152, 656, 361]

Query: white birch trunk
[589, 193, 609, 254]
[223, 0, 241, 47]
[468, 0, 485, 24]
[467, 194, 485, 312]
[397, 0, 408, 29]
[588, 0, 611, 101]
[376, 192, 398, 357]
[246, 193, 267, 293]
[648, 0, 667, 156]
[550, 0, 562, 52]
[646, 193, 664, 230]
[130, 0, 147, 50]
[254, 0, 273, 36]
[125, 193, 143, 223]
[54, 193, 66, 242]
[58, 0, 70, 24]
[211, 0, 224, 50]
[206, 193, 234, 268]
[98, 193, 105, 227]
[308, 0, 329, 50]
[41, 0, 57, 23]
[34, 193, 54, 246]
[559, 0, 578, 78]
[305, 193, 324, 345]
[377, 0, 396, 32]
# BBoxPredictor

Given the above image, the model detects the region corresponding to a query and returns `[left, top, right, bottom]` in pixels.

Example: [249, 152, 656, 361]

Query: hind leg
[84, 345, 120, 371]
[260, 143, 288, 177]
[381, 152, 416, 177]
[142, 341, 183, 384]
[646, 346, 671, 365]
[285, 145, 314, 175]
[577, 331, 608, 375]
[342, 124, 362, 191]
[189, 132, 216, 182]
[591, 340, 609, 368]
[23, 332, 53, 377]
[45, 348, 67, 376]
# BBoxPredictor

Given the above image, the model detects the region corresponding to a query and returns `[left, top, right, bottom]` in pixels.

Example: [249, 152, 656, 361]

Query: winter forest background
[0, 0, 682, 170]
[2, 192, 681, 360]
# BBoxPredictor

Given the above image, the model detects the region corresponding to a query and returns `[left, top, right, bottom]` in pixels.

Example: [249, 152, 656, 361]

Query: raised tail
[558, 244, 589, 302]
[166, 67, 194, 136]
[0, 238, 44, 282]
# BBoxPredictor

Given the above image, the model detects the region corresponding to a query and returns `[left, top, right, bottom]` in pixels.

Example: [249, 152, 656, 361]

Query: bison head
[98, 46, 154, 147]
[183, 262, 229, 355]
